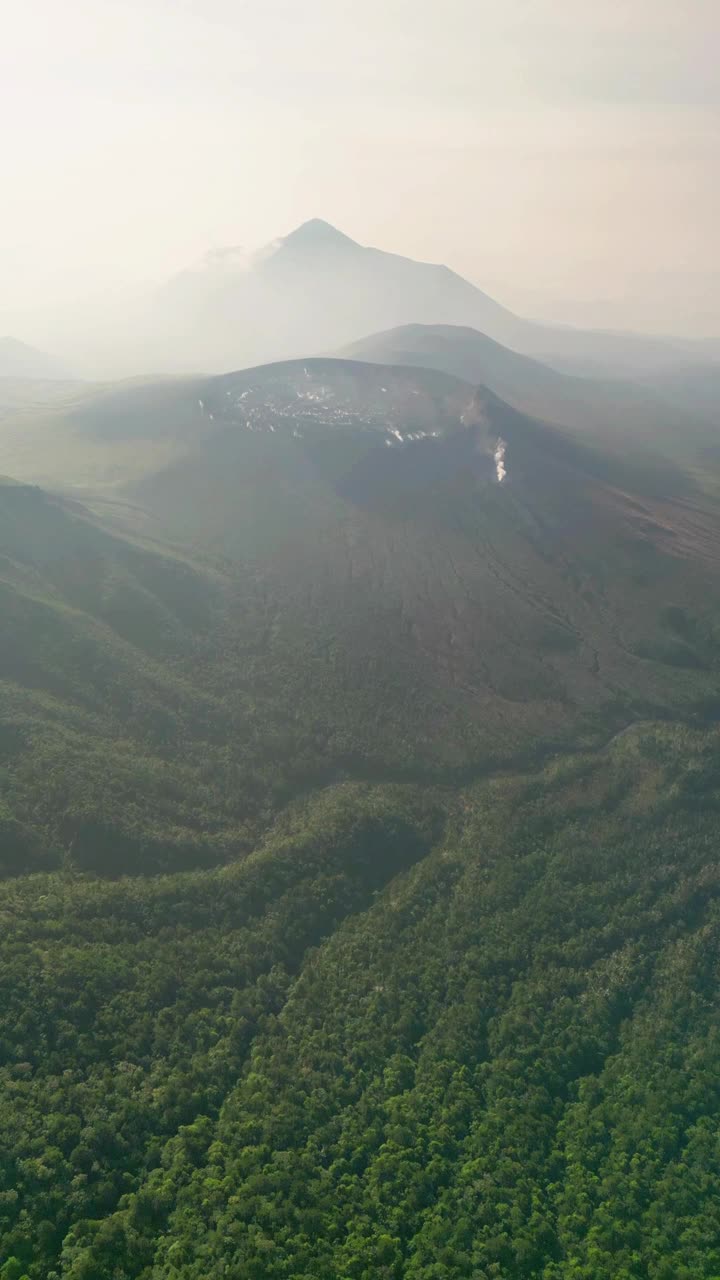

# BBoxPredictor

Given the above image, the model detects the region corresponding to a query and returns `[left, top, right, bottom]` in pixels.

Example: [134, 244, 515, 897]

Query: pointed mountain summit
[279, 218, 360, 251]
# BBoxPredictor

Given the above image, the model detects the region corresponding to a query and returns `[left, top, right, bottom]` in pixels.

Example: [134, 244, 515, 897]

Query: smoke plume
[494, 437, 507, 483]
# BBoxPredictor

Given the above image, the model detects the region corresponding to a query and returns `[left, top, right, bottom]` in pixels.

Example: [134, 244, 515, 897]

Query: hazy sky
[2, 0, 719, 337]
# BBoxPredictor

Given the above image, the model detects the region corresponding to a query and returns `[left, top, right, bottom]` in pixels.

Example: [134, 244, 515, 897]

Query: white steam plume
[494, 437, 507, 483]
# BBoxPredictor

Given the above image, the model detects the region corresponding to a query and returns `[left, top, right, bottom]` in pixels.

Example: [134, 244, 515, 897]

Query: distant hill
[0, 335, 67, 379]
[339, 324, 720, 475]
[151, 219, 709, 377]
[341, 323, 571, 398]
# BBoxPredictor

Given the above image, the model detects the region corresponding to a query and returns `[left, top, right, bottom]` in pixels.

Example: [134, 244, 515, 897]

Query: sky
[2, 0, 719, 340]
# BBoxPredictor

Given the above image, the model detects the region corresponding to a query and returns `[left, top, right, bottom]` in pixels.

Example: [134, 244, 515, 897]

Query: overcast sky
[2, 0, 719, 336]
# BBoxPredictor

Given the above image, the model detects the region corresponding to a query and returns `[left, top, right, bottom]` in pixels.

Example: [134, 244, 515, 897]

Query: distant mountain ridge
[152, 219, 713, 378]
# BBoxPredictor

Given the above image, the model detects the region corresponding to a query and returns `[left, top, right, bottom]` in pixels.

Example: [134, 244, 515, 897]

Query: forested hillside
[2, 353, 720, 1277]
[2, 726, 720, 1277]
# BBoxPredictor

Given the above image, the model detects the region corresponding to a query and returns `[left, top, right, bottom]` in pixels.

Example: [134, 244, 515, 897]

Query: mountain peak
[281, 218, 359, 251]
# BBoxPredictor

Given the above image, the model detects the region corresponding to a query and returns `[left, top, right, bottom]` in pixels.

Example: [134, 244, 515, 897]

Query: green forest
[2, 725, 720, 1278]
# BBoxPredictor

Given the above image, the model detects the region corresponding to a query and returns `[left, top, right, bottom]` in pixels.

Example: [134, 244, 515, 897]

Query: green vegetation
[3, 362, 720, 1277]
[2, 727, 720, 1276]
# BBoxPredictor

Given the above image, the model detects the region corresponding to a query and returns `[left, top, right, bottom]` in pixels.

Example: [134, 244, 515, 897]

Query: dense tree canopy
[1, 727, 720, 1277]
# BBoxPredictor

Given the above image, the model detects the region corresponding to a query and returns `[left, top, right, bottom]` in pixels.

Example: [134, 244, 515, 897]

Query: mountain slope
[4, 357, 720, 1277]
[126, 360, 720, 748]
[153, 219, 707, 377]
[0, 477, 356, 874]
[339, 324, 720, 475]
[0, 376, 211, 491]
[142, 723, 720, 1279]
[3, 358, 720, 873]
[0, 336, 67, 380]
[341, 323, 570, 399]
[8, 355, 715, 752]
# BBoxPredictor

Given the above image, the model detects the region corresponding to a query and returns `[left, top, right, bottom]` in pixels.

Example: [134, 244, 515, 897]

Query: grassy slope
[0, 377, 209, 492]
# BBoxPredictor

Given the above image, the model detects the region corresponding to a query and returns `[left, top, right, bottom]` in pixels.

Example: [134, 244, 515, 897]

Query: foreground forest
[2, 725, 720, 1278]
